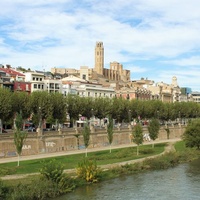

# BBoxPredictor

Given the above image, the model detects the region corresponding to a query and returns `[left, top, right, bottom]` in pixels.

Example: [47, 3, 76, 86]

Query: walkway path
[0, 138, 181, 180]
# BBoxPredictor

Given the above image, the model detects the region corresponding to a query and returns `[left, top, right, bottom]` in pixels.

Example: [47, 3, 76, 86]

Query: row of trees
[1, 88, 200, 132]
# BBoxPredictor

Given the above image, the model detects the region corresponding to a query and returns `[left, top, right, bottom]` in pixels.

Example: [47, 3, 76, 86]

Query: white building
[24, 72, 44, 92]
[61, 75, 115, 98]
[44, 79, 62, 93]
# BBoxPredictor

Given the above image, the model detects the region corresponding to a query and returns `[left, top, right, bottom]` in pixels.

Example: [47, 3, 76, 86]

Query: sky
[0, 0, 200, 91]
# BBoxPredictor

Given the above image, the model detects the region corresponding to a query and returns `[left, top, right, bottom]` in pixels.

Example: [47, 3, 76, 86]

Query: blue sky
[0, 0, 200, 91]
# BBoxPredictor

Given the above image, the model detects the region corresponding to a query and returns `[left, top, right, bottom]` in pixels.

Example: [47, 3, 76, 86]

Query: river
[55, 158, 200, 200]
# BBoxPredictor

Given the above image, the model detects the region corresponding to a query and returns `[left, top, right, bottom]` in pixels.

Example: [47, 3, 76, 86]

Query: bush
[0, 179, 9, 199]
[8, 178, 58, 200]
[143, 152, 180, 170]
[76, 158, 101, 183]
[40, 159, 64, 184]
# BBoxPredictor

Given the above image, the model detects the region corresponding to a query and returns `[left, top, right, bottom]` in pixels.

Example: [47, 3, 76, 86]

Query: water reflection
[55, 158, 200, 200]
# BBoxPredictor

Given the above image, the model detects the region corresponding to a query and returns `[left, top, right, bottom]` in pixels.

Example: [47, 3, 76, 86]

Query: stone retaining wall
[0, 126, 185, 158]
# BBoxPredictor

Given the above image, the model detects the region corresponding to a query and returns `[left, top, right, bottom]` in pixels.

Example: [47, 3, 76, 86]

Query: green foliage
[143, 152, 180, 169]
[40, 159, 64, 184]
[76, 158, 101, 182]
[14, 130, 27, 156]
[0, 179, 9, 199]
[0, 88, 13, 124]
[183, 119, 200, 149]
[148, 118, 160, 141]
[0, 167, 16, 175]
[14, 112, 27, 167]
[82, 123, 91, 156]
[132, 123, 143, 155]
[107, 115, 114, 153]
[132, 123, 143, 146]
[140, 148, 154, 154]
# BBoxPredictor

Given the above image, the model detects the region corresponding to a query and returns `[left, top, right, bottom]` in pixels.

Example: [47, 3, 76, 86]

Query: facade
[61, 75, 115, 98]
[13, 81, 31, 94]
[115, 86, 151, 100]
[24, 72, 45, 92]
[191, 91, 200, 103]
[44, 79, 62, 93]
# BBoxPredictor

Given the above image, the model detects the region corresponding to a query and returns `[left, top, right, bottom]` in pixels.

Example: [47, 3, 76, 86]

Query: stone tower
[94, 41, 104, 75]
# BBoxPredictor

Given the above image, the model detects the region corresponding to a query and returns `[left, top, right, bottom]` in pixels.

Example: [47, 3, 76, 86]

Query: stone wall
[0, 126, 185, 158]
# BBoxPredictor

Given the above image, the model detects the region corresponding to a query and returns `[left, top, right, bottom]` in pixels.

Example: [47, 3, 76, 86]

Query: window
[34, 84, 37, 89]
[36, 78, 39, 81]
[33, 77, 35, 81]
[88, 92, 90, 96]
[38, 84, 41, 89]
[40, 78, 42, 81]
[82, 74, 86, 80]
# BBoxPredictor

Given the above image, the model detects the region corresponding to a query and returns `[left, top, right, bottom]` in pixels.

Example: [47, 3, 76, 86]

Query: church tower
[94, 41, 104, 75]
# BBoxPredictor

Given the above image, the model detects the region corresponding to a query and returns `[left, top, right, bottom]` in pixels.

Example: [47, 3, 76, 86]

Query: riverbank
[0, 138, 180, 180]
[1, 139, 199, 200]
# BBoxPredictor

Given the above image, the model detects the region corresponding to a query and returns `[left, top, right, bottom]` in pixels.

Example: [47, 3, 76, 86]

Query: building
[93, 41, 130, 83]
[24, 72, 45, 92]
[61, 75, 115, 98]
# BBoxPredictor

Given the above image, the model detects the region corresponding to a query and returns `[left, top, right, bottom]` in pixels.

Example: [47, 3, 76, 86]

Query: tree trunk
[85, 148, 88, 157]
[0, 119, 2, 134]
[110, 144, 112, 153]
[137, 145, 139, 156]
[17, 154, 20, 167]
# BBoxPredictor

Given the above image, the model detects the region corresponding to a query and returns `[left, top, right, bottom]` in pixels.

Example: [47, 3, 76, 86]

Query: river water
[55, 158, 200, 200]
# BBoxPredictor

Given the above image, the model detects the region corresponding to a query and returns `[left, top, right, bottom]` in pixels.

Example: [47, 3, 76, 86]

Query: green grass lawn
[174, 140, 186, 151]
[0, 143, 166, 175]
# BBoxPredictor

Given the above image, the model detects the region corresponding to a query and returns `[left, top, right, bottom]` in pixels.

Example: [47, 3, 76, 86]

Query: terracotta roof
[0, 68, 25, 77]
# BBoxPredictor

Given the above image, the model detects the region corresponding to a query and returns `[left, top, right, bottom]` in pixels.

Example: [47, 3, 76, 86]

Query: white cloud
[0, 0, 200, 90]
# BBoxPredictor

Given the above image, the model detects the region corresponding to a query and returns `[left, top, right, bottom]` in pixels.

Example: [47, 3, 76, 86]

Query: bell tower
[94, 41, 104, 75]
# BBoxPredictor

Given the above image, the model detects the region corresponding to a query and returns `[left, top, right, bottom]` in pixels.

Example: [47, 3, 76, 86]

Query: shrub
[40, 159, 64, 184]
[76, 158, 101, 182]
[0, 179, 9, 199]
[8, 178, 58, 200]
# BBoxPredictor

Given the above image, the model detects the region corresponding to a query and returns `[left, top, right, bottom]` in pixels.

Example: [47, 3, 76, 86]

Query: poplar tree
[14, 112, 27, 166]
[148, 118, 160, 148]
[82, 122, 91, 157]
[107, 115, 114, 153]
[131, 123, 143, 155]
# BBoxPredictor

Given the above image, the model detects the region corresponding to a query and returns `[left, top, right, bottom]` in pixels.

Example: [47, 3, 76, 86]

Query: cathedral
[51, 41, 131, 85]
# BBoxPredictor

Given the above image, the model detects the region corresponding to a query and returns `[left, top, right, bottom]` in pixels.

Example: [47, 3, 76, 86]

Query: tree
[14, 112, 27, 166]
[183, 119, 200, 149]
[107, 115, 114, 153]
[148, 118, 160, 148]
[48, 93, 66, 130]
[12, 91, 31, 129]
[29, 91, 51, 135]
[131, 123, 143, 155]
[0, 88, 13, 133]
[82, 122, 91, 157]
[66, 94, 82, 127]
